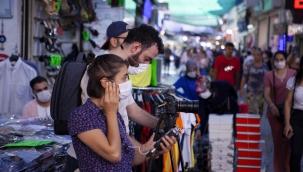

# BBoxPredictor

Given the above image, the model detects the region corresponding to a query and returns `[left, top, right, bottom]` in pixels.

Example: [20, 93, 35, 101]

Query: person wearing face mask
[262, 51, 273, 70]
[263, 51, 296, 172]
[67, 23, 166, 171]
[287, 53, 300, 72]
[22, 76, 51, 118]
[68, 54, 177, 171]
[194, 76, 239, 140]
[173, 60, 200, 100]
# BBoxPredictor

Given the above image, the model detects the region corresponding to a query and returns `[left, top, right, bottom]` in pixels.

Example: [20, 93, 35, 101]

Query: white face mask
[36, 90, 51, 103]
[199, 89, 212, 99]
[122, 45, 150, 75]
[128, 64, 149, 75]
[296, 57, 300, 63]
[274, 61, 286, 69]
[117, 80, 133, 100]
[187, 71, 196, 78]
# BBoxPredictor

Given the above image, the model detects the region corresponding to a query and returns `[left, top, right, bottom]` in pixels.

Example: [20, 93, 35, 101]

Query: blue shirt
[68, 99, 134, 172]
[173, 76, 199, 100]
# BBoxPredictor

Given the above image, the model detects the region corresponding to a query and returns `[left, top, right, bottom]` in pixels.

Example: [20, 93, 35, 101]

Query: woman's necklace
[275, 69, 287, 82]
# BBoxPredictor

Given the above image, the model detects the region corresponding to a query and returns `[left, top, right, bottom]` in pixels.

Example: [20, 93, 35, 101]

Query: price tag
[50, 54, 62, 66]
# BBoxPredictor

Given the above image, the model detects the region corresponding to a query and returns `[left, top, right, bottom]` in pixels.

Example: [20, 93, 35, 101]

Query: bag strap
[273, 70, 277, 105]
[291, 79, 297, 109]
[76, 52, 86, 63]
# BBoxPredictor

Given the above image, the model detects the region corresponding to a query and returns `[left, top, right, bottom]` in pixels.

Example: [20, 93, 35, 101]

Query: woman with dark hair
[68, 54, 176, 171]
[262, 51, 273, 70]
[284, 56, 303, 172]
[287, 53, 300, 72]
[263, 51, 296, 172]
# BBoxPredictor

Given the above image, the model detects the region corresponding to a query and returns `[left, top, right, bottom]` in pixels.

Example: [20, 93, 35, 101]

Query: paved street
[161, 61, 303, 172]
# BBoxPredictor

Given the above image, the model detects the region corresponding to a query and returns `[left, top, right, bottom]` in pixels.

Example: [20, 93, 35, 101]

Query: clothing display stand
[131, 84, 201, 172]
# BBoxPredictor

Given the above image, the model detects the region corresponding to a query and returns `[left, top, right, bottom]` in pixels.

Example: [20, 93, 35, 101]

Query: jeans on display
[290, 109, 303, 172]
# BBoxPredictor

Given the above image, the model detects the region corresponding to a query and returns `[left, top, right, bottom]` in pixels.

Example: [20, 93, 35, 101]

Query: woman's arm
[173, 78, 186, 98]
[264, 87, 279, 116]
[284, 89, 294, 126]
[77, 82, 122, 162]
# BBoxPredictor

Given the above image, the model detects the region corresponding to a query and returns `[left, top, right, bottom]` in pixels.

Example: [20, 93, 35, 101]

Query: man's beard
[127, 51, 141, 67]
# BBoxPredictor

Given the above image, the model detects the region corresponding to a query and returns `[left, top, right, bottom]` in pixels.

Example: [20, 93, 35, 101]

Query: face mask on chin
[128, 64, 149, 75]
[122, 46, 150, 75]
[36, 90, 51, 103]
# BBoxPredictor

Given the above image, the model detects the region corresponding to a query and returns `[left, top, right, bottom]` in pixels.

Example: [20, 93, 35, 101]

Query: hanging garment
[178, 112, 197, 170]
[21, 58, 40, 75]
[0, 58, 37, 115]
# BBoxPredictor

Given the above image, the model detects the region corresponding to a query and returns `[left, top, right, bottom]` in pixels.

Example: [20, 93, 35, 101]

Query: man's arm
[235, 72, 240, 90]
[213, 69, 218, 81]
[127, 102, 165, 128]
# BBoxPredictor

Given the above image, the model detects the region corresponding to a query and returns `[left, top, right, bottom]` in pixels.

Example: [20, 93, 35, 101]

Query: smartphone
[287, 132, 294, 139]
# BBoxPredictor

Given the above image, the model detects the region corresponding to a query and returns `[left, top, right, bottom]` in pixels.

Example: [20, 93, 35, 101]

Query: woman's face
[274, 54, 286, 63]
[262, 53, 269, 62]
[113, 65, 129, 84]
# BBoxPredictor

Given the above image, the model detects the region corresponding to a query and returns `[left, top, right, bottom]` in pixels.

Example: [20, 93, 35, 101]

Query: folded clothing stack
[208, 114, 234, 172]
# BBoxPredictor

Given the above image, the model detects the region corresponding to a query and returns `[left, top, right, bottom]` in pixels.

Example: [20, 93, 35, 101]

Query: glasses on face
[115, 37, 126, 39]
[120, 134, 130, 154]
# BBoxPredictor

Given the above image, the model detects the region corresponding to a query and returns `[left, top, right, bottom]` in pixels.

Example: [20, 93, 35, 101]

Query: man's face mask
[121, 45, 149, 75]
[36, 90, 51, 102]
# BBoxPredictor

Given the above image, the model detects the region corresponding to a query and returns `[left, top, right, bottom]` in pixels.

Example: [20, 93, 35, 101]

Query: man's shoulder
[24, 99, 38, 108]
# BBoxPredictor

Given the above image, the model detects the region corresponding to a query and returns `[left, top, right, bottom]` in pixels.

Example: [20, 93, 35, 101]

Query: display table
[0, 117, 71, 171]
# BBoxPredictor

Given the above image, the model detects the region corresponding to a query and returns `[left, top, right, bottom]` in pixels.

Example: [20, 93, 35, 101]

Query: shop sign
[0, 53, 8, 62]
[285, 0, 303, 9]
[294, 0, 303, 9]
[288, 24, 303, 36]
[273, 24, 287, 35]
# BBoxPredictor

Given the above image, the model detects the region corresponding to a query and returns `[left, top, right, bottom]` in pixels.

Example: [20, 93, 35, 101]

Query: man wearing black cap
[67, 22, 166, 171]
[99, 21, 132, 50]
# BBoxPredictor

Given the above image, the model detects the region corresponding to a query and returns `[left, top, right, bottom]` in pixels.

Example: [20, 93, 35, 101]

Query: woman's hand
[284, 123, 293, 138]
[239, 89, 244, 98]
[103, 82, 120, 115]
[195, 129, 202, 141]
[270, 105, 279, 117]
[152, 136, 177, 157]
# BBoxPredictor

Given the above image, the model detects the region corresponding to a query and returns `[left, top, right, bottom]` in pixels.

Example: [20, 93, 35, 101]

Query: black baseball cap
[100, 21, 130, 50]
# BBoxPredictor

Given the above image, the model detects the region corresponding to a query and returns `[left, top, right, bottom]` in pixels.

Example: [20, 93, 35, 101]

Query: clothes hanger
[9, 45, 19, 62]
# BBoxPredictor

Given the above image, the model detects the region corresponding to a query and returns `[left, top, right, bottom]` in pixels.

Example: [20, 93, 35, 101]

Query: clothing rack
[132, 84, 175, 92]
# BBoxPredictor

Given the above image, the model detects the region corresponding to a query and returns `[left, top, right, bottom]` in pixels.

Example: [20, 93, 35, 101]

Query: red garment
[214, 55, 240, 86]
[141, 99, 152, 172]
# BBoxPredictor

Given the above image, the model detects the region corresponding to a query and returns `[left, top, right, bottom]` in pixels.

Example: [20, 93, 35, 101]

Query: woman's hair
[273, 51, 287, 60]
[286, 53, 297, 66]
[87, 54, 128, 98]
[294, 56, 303, 88]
